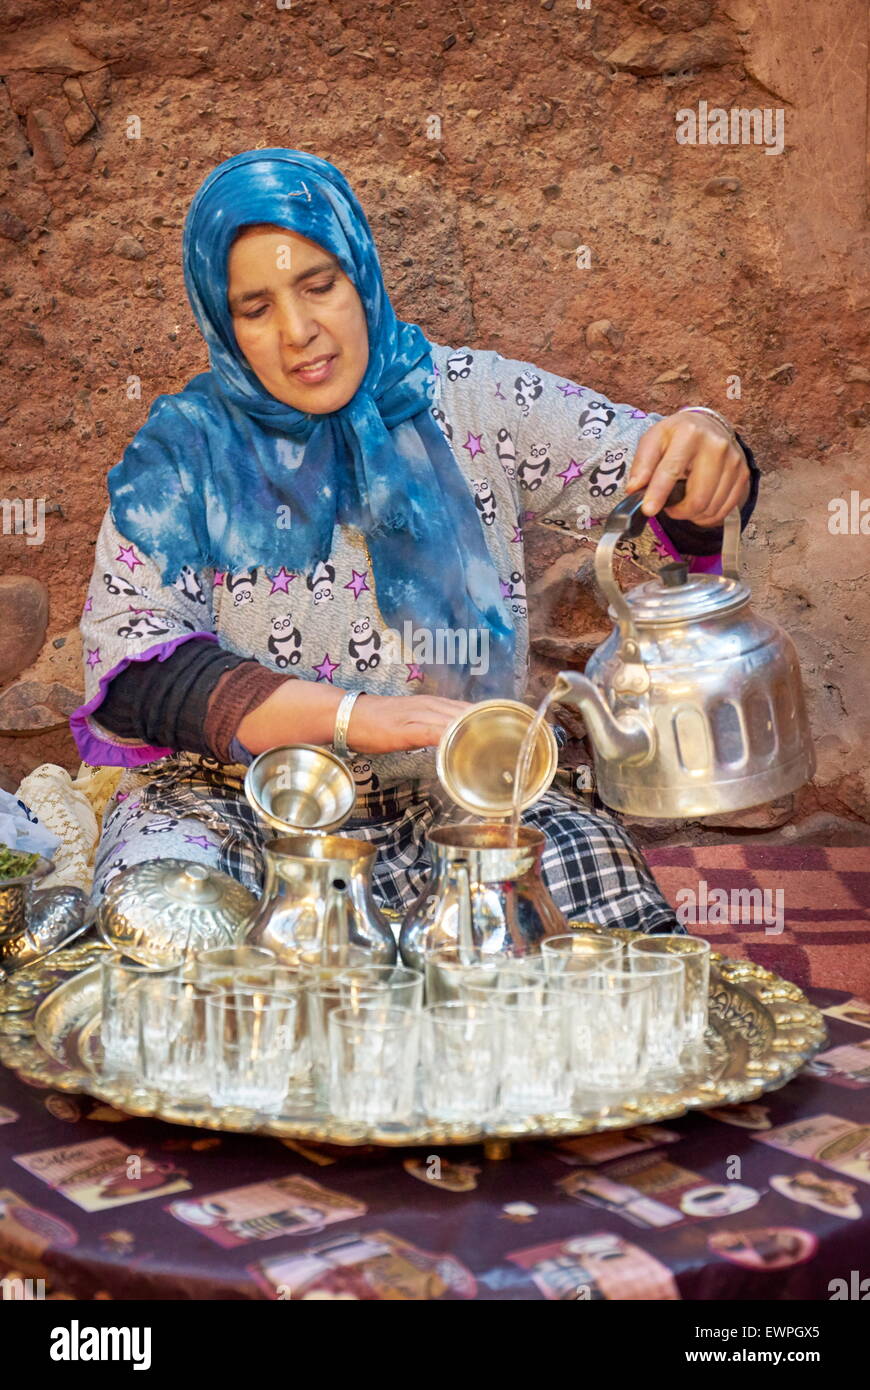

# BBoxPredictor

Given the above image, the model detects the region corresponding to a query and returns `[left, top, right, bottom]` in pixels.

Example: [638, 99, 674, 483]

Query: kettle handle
[594, 481, 742, 655]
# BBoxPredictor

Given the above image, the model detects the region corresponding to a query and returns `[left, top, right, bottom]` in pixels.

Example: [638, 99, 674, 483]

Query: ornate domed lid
[97, 859, 257, 968]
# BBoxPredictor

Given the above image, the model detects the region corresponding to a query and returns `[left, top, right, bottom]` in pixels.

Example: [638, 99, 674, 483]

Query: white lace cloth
[14, 763, 123, 892]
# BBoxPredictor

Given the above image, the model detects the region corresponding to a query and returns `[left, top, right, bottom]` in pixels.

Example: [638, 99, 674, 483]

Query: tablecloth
[1, 983, 869, 1301]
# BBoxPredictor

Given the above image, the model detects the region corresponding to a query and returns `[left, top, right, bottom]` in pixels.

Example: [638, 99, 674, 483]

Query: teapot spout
[552, 670, 653, 764]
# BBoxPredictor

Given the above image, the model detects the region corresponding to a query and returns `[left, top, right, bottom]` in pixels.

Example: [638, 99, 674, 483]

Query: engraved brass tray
[0, 929, 827, 1147]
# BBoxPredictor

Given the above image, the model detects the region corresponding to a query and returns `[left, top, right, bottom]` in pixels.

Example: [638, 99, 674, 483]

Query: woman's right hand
[236, 679, 473, 757]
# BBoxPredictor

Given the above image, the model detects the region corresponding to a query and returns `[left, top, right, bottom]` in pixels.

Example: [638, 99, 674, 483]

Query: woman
[71, 149, 759, 932]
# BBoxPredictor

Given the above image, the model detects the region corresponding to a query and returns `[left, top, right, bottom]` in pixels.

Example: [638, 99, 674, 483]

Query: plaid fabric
[644, 844, 870, 995]
[93, 754, 680, 934]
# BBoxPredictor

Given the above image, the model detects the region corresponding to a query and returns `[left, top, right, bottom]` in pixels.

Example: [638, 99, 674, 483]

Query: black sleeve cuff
[96, 638, 251, 756]
[655, 433, 761, 558]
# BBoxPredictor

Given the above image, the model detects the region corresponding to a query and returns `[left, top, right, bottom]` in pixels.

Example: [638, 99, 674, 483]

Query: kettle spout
[552, 670, 653, 764]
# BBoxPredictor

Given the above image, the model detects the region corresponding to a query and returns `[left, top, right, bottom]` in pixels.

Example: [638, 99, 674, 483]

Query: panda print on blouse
[74, 341, 676, 788]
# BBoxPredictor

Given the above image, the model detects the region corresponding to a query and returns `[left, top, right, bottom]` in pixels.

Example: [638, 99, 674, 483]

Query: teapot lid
[617, 562, 751, 626]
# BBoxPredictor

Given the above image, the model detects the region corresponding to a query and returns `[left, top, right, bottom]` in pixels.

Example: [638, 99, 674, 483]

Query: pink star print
[183, 834, 213, 850]
[494, 382, 506, 400]
[557, 383, 584, 398]
[83, 596, 93, 613]
[344, 570, 370, 600]
[405, 663, 424, 682]
[115, 791, 129, 803]
[86, 648, 101, 669]
[128, 606, 154, 616]
[522, 510, 537, 524]
[213, 572, 225, 587]
[269, 567, 295, 595]
[499, 579, 513, 599]
[463, 431, 485, 460]
[510, 525, 523, 543]
[115, 544, 143, 573]
[557, 459, 585, 487]
[313, 653, 340, 683]
[630, 409, 648, 419]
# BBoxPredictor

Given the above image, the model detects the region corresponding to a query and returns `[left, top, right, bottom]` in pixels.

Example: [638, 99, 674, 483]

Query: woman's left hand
[624, 411, 752, 526]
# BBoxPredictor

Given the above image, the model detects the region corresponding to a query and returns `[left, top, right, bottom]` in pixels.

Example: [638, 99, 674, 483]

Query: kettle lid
[616, 562, 751, 625]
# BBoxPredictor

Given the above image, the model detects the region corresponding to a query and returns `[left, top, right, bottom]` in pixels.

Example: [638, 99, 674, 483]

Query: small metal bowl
[244, 744, 357, 834]
[436, 699, 558, 819]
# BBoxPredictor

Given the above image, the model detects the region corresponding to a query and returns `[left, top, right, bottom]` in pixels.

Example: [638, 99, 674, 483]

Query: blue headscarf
[107, 148, 515, 699]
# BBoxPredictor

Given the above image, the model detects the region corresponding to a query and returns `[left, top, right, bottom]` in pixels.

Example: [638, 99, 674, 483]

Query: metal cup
[436, 699, 558, 819]
[245, 744, 357, 834]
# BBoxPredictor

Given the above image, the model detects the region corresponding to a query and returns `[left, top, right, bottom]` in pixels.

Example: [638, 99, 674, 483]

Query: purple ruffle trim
[69, 631, 219, 768]
[648, 517, 723, 576]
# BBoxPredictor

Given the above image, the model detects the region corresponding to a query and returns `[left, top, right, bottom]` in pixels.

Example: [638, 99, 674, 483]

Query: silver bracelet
[676, 405, 738, 443]
[333, 690, 362, 759]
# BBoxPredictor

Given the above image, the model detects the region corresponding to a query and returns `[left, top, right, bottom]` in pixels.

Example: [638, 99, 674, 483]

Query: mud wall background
[0, 0, 867, 825]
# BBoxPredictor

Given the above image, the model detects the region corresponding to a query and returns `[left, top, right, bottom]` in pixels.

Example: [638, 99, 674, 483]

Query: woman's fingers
[627, 414, 749, 524]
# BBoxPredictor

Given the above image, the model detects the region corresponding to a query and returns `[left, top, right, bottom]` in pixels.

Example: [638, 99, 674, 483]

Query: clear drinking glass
[100, 954, 179, 1080]
[424, 945, 542, 1005]
[493, 989, 575, 1117]
[193, 945, 278, 989]
[307, 976, 389, 1104]
[420, 1001, 500, 1124]
[327, 1004, 420, 1126]
[205, 986, 298, 1114]
[139, 975, 214, 1102]
[628, 935, 711, 1053]
[622, 953, 685, 1086]
[334, 964, 423, 1012]
[565, 969, 654, 1099]
[540, 932, 623, 978]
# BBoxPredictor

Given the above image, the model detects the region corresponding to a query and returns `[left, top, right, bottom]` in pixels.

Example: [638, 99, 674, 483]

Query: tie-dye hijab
[107, 148, 515, 699]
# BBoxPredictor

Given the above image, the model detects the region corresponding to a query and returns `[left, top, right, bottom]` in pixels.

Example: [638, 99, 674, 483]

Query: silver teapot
[399, 823, 568, 974]
[243, 834, 397, 967]
[243, 745, 396, 967]
[552, 484, 815, 818]
[399, 701, 568, 971]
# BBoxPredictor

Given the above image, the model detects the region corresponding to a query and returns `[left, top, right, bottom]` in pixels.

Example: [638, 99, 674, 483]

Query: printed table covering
[1, 984, 869, 1300]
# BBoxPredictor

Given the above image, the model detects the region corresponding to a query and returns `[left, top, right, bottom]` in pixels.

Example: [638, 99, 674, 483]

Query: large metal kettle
[552, 484, 815, 818]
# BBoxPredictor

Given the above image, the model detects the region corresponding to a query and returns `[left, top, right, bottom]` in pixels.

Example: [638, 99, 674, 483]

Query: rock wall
[0, 0, 868, 819]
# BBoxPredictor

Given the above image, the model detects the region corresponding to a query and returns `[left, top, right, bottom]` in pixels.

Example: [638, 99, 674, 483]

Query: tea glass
[420, 1001, 501, 1124]
[205, 986, 299, 1114]
[100, 954, 178, 1081]
[628, 935, 711, 1054]
[540, 932, 623, 978]
[492, 986, 575, 1117]
[328, 1004, 420, 1126]
[564, 969, 654, 1102]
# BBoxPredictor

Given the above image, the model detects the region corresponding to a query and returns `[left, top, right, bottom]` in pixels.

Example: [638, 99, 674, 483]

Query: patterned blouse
[72, 341, 756, 797]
